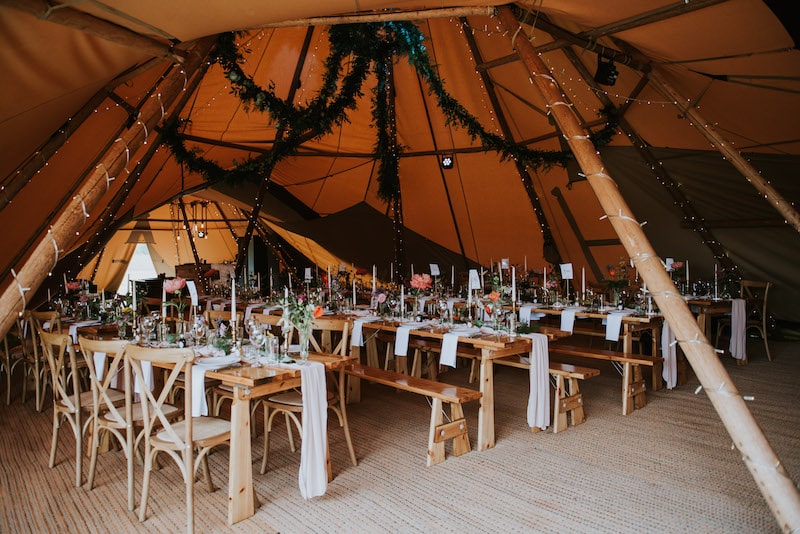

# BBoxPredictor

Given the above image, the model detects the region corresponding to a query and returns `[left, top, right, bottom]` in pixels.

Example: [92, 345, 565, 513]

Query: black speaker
[594, 56, 618, 86]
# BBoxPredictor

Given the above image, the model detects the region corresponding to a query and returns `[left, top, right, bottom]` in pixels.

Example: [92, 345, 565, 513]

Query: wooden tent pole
[647, 69, 800, 234]
[258, 6, 495, 28]
[0, 0, 184, 63]
[0, 37, 215, 340]
[496, 6, 800, 532]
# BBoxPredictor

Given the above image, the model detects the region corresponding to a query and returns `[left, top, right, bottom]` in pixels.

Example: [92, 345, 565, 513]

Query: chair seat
[58, 388, 124, 410]
[156, 416, 231, 444]
[267, 389, 334, 407]
[103, 402, 181, 424]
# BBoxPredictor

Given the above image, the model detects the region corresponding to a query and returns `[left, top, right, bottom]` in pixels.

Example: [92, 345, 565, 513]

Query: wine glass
[190, 317, 207, 346]
[140, 315, 156, 344]
[248, 322, 266, 366]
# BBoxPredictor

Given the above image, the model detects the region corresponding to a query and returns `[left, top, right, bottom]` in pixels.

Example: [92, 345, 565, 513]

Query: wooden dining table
[201, 352, 351, 525]
[685, 297, 732, 339]
[351, 320, 533, 452]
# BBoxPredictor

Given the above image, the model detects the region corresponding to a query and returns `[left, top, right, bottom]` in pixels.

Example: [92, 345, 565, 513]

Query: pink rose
[410, 273, 432, 290]
[164, 276, 186, 294]
[66, 281, 81, 291]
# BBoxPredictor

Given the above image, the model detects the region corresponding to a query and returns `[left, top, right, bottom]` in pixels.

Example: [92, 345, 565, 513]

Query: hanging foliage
[163, 23, 618, 202]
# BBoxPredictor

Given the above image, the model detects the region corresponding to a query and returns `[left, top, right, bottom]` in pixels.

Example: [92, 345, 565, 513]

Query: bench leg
[552, 375, 568, 433]
[622, 363, 647, 415]
[565, 377, 586, 427]
[411, 349, 422, 378]
[427, 398, 445, 466]
[427, 399, 471, 466]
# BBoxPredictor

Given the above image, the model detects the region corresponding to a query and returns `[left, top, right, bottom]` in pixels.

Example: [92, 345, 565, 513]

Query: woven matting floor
[1, 340, 798, 533]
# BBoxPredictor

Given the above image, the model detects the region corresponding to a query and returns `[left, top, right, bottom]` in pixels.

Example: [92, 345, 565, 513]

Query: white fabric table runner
[295, 361, 328, 499]
[661, 321, 677, 389]
[521, 333, 550, 430]
[729, 298, 747, 361]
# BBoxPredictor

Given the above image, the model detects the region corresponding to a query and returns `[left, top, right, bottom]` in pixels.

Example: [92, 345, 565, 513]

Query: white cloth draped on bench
[729, 298, 747, 361]
[661, 321, 677, 389]
[560, 309, 578, 333]
[350, 316, 379, 347]
[522, 333, 550, 430]
[439, 332, 459, 367]
[393, 322, 427, 357]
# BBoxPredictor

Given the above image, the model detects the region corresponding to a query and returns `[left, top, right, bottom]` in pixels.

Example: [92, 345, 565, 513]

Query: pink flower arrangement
[66, 281, 81, 291]
[409, 273, 432, 290]
[164, 276, 186, 294]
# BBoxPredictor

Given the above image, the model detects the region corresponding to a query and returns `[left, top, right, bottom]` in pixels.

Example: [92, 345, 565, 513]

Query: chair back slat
[124, 344, 192, 448]
[78, 337, 129, 425]
[309, 317, 350, 356]
[38, 329, 81, 412]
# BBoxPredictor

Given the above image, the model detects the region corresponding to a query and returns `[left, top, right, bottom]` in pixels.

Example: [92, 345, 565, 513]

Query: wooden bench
[548, 343, 663, 415]
[495, 356, 600, 433]
[345, 363, 482, 466]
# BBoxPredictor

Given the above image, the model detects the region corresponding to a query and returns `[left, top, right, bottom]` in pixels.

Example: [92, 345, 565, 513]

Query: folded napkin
[661, 321, 677, 389]
[439, 332, 460, 367]
[191, 354, 240, 416]
[393, 322, 427, 356]
[394, 325, 414, 357]
[522, 333, 550, 430]
[560, 309, 578, 333]
[729, 298, 747, 361]
[296, 361, 328, 499]
[605, 312, 625, 342]
[350, 316, 380, 347]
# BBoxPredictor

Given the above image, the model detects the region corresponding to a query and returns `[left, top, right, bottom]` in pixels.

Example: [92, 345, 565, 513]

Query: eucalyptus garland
[163, 24, 618, 202]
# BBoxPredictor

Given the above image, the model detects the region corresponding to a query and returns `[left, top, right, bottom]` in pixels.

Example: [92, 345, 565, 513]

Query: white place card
[560, 263, 574, 280]
[665, 257, 674, 271]
[429, 264, 440, 276]
[501, 258, 509, 269]
[468, 269, 481, 290]
[186, 280, 199, 306]
[304, 267, 312, 281]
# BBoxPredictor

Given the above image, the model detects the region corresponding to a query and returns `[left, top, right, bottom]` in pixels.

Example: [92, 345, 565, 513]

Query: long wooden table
[351, 320, 532, 452]
[686, 297, 732, 340]
[204, 353, 351, 525]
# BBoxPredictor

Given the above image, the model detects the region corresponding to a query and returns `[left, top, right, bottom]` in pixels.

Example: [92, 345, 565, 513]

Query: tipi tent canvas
[1, 1, 799, 529]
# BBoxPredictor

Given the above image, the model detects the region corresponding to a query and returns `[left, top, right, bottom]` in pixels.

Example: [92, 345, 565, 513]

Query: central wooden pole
[496, 6, 799, 532]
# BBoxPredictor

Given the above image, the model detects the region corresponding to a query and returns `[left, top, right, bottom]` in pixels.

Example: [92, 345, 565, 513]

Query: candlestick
[714, 264, 718, 300]
[47, 288, 51, 303]
[257, 272, 261, 292]
[101, 289, 105, 307]
[498, 262, 503, 285]
[162, 283, 167, 317]
[230, 278, 236, 323]
[372, 264, 377, 294]
[411, 264, 414, 277]
[511, 267, 516, 303]
[270, 267, 274, 294]
[452, 265, 455, 287]
[63, 273, 68, 291]
[400, 285, 405, 316]
[686, 260, 690, 284]
[132, 280, 137, 311]
[352, 277, 357, 308]
[288, 272, 292, 291]
[581, 267, 585, 299]
[524, 256, 527, 273]
[543, 266, 547, 288]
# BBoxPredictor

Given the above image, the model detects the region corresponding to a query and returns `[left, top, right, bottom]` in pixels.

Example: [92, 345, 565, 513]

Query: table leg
[228, 386, 257, 525]
[348, 346, 362, 403]
[477, 351, 495, 451]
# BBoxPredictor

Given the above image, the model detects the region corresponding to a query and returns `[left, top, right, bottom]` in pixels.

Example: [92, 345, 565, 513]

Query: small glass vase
[297, 328, 311, 361]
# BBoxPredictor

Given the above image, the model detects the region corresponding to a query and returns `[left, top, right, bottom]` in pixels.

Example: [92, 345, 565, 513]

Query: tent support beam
[257, 6, 495, 28]
[0, 0, 185, 63]
[460, 17, 561, 265]
[561, 46, 739, 274]
[232, 27, 315, 281]
[647, 69, 800, 234]
[497, 7, 800, 532]
[0, 37, 215, 340]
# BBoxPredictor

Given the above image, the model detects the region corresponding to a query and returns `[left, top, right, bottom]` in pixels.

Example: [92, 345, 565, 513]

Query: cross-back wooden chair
[25, 310, 63, 411]
[1, 315, 29, 404]
[716, 280, 773, 361]
[38, 327, 104, 487]
[259, 317, 357, 477]
[79, 336, 176, 512]
[125, 344, 231, 531]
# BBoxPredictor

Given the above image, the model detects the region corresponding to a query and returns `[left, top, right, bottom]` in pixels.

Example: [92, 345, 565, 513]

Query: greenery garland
[163, 23, 619, 202]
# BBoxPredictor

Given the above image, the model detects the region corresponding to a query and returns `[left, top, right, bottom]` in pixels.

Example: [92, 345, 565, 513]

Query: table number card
[559, 263, 574, 280]
[500, 258, 509, 269]
[468, 269, 481, 290]
[429, 263, 440, 276]
[304, 267, 312, 282]
[186, 280, 199, 306]
[665, 257, 675, 271]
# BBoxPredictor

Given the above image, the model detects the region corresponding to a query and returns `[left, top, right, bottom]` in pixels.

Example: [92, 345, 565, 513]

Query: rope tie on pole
[47, 228, 60, 275]
[10, 269, 30, 317]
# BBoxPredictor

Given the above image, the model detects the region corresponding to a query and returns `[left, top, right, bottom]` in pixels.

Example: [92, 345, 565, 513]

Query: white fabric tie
[190, 365, 209, 417]
[661, 321, 677, 389]
[523, 333, 550, 430]
[730, 298, 747, 360]
[350, 316, 379, 347]
[297, 361, 328, 499]
[439, 332, 459, 367]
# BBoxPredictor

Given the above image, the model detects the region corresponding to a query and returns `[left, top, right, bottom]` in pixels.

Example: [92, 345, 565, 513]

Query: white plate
[195, 355, 240, 368]
[449, 326, 481, 336]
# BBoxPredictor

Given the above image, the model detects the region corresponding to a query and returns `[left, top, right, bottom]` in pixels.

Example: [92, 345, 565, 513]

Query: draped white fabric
[729, 298, 747, 361]
[605, 312, 625, 342]
[661, 321, 678, 389]
[560, 309, 577, 333]
[296, 361, 328, 499]
[522, 333, 550, 430]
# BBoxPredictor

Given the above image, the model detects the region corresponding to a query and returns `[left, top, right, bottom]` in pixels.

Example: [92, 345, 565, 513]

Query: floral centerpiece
[163, 276, 188, 318]
[408, 273, 432, 317]
[603, 257, 632, 306]
[278, 292, 324, 360]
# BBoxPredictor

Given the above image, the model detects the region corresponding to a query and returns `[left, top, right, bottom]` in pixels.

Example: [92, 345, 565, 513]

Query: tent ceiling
[1, 1, 799, 320]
